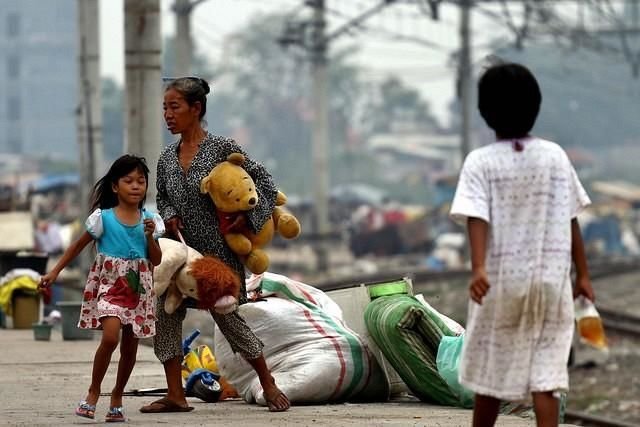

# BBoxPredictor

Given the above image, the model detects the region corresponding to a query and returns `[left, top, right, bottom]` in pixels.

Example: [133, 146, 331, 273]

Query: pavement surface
[0, 328, 564, 427]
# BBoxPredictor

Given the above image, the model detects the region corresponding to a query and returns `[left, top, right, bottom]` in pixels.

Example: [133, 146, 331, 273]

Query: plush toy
[200, 153, 301, 275]
[154, 238, 241, 314]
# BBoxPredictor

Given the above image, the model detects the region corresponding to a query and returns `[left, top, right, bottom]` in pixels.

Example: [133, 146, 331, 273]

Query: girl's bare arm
[468, 217, 490, 304]
[571, 218, 594, 301]
[39, 231, 94, 288]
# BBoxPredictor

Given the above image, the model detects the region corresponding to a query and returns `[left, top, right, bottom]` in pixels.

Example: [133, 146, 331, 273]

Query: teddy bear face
[176, 267, 199, 299]
[201, 154, 259, 213]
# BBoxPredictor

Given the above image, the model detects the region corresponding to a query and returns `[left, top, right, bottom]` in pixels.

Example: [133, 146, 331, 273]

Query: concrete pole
[459, 0, 473, 162]
[311, 0, 330, 272]
[174, 0, 193, 77]
[77, 0, 103, 212]
[124, 0, 162, 202]
[632, 0, 639, 78]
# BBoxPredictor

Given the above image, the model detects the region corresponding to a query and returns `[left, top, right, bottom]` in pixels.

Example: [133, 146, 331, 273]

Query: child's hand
[39, 272, 58, 289]
[469, 268, 490, 305]
[574, 274, 595, 302]
[143, 218, 156, 237]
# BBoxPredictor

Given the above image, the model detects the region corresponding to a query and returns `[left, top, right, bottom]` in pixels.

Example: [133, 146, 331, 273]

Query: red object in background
[383, 209, 407, 225]
[40, 286, 52, 305]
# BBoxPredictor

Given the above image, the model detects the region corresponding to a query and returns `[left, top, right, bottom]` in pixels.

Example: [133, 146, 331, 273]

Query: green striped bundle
[364, 294, 463, 407]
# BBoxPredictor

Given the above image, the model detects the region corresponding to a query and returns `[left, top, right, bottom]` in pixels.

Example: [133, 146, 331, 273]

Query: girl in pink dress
[40, 155, 163, 422]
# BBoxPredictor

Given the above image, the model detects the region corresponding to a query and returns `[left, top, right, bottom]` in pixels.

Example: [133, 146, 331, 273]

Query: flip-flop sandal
[139, 397, 194, 413]
[263, 390, 290, 412]
[75, 400, 96, 419]
[106, 406, 126, 422]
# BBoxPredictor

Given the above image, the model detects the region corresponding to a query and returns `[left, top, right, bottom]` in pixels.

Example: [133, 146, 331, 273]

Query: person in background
[34, 218, 64, 256]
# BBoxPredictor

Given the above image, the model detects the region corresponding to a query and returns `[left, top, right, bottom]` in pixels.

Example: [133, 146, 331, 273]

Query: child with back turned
[449, 63, 595, 427]
[39, 155, 164, 422]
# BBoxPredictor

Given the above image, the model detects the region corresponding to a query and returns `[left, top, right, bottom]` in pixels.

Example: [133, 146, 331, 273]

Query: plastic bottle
[574, 296, 608, 349]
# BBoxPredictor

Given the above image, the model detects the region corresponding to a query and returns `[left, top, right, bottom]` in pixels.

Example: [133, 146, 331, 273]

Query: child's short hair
[478, 63, 542, 139]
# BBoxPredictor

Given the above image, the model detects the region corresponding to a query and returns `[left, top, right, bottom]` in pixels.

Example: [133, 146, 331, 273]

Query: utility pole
[173, 0, 206, 77]
[279, 0, 397, 273]
[631, 0, 639, 77]
[124, 0, 162, 202]
[77, 0, 103, 212]
[459, 0, 473, 162]
[310, 0, 330, 272]
[77, 0, 103, 272]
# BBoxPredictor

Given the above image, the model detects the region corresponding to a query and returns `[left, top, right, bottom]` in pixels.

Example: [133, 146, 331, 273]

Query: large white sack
[214, 274, 389, 405]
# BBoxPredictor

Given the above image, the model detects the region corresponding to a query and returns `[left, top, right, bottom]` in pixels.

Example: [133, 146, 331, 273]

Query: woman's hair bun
[199, 78, 210, 95]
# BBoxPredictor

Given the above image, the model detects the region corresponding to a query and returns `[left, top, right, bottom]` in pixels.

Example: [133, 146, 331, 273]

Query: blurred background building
[0, 0, 78, 159]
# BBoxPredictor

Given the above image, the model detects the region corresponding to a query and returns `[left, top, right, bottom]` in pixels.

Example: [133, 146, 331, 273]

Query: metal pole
[311, 0, 330, 272]
[174, 0, 193, 77]
[124, 0, 162, 202]
[459, 0, 473, 162]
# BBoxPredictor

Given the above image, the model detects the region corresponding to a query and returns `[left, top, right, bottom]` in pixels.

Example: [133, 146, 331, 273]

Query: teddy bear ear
[227, 152, 245, 165]
[200, 176, 210, 194]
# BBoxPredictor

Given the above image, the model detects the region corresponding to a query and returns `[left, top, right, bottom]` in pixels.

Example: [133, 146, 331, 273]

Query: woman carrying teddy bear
[139, 77, 290, 413]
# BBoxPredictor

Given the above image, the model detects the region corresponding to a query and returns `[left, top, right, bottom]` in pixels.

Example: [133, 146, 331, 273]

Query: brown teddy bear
[200, 153, 301, 275]
[154, 238, 241, 314]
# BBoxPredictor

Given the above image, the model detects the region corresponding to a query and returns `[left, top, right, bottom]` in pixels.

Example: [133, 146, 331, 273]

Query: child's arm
[571, 218, 594, 301]
[39, 231, 94, 288]
[144, 218, 162, 266]
[468, 217, 490, 305]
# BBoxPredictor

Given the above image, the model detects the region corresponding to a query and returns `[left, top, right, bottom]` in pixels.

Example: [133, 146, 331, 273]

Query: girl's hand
[469, 267, 490, 305]
[39, 272, 58, 289]
[143, 218, 156, 237]
[574, 274, 595, 302]
[164, 216, 184, 239]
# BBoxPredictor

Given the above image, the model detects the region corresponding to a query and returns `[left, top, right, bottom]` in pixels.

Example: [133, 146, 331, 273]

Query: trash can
[1, 252, 49, 329]
[57, 302, 93, 340]
[12, 289, 40, 329]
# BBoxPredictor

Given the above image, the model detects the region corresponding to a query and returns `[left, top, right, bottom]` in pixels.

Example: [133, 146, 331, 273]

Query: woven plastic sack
[214, 274, 389, 405]
[436, 335, 474, 408]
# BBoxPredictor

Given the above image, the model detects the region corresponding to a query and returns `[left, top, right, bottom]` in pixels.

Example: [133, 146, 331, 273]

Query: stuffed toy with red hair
[154, 238, 241, 314]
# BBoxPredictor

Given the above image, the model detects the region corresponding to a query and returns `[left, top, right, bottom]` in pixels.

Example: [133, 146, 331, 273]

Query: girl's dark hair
[91, 154, 150, 211]
[165, 77, 210, 120]
[478, 63, 542, 139]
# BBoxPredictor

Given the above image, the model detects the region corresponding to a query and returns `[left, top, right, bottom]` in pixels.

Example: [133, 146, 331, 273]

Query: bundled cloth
[0, 269, 43, 315]
[214, 272, 389, 405]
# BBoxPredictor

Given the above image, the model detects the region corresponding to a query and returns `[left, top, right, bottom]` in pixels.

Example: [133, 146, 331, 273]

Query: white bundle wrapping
[214, 273, 389, 405]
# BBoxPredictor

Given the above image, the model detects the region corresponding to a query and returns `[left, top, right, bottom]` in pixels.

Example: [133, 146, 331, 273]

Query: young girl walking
[450, 63, 595, 427]
[39, 155, 164, 422]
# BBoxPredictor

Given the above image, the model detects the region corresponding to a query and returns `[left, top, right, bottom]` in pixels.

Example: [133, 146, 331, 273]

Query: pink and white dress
[78, 208, 164, 338]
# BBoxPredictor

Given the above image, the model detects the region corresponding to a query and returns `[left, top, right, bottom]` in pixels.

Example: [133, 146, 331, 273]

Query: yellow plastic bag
[574, 296, 608, 350]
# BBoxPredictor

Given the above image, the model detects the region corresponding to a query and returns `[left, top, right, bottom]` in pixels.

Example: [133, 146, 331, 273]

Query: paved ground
[0, 328, 554, 427]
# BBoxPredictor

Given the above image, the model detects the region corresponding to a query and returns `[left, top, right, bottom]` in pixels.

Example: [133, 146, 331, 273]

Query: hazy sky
[99, 0, 519, 125]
